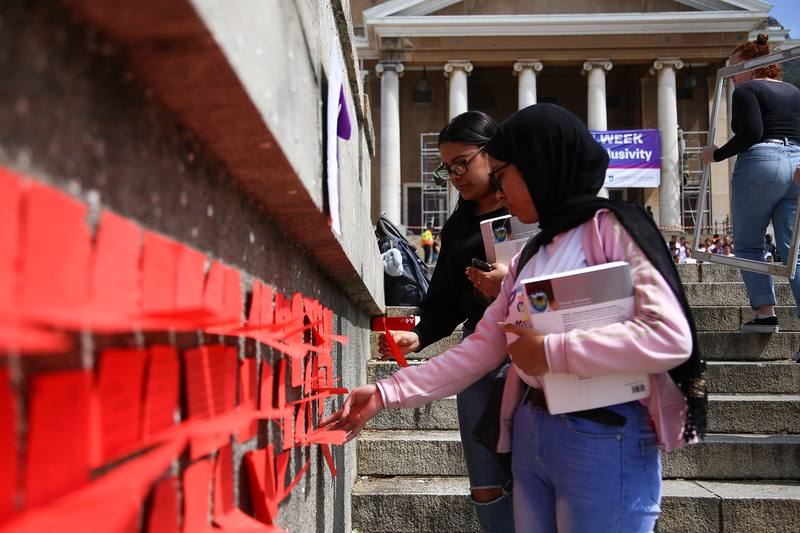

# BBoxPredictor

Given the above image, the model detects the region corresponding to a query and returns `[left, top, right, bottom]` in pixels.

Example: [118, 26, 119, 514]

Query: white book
[480, 215, 540, 265]
[519, 261, 651, 415]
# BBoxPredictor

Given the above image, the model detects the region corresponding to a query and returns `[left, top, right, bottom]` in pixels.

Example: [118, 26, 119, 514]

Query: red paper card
[142, 345, 181, 440]
[0, 367, 18, 522]
[259, 285, 274, 329]
[97, 348, 147, 461]
[0, 440, 183, 533]
[182, 458, 214, 533]
[383, 324, 409, 367]
[213, 445, 236, 519]
[21, 182, 91, 327]
[0, 323, 71, 355]
[141, 231, 179, 316]
[25, 369, 92, 508]
[260, 362, 274, 411]
[244, 447, 274, 523]
[90, 211, 142, 329]
[237, 358, 259, 443]
[321, 444, 336, 478]
[203, 262, 225, 321]
[175, 246, 207, 312]
[183, 347, 213, 421]
[207, 345, 237, 417]
[247, 280, 262, 328]
[372, 316, 418, 331]
[0, 168, 21, 316]
[223, 268, 243, 327]
[146, 476, 179, 533]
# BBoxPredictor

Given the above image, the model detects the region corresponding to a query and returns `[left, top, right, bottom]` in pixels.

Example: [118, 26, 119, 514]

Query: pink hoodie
[378, 210, 694, 452]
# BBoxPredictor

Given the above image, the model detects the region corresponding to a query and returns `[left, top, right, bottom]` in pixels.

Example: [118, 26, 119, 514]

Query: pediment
[363, 0, 773, 19]
[358, 0, 771, 41]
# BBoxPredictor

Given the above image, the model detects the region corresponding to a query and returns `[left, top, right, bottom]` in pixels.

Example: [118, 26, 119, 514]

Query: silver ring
[478, 279, 482, 285]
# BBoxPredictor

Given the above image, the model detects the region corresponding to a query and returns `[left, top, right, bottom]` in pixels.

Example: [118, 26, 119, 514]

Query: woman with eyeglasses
[327, 104, 707, 532]
[377, 110, 515, 532]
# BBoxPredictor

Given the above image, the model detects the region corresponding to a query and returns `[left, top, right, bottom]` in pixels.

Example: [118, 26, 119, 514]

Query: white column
[652, 58, 684, 230]
[375, 61, 404, 226]
[584, 59, 613, 198]
[583, 60, 612, 131]
[513, 60, 543, 110]
[444, 60, 473, 214]
[444, 60, 472, 119]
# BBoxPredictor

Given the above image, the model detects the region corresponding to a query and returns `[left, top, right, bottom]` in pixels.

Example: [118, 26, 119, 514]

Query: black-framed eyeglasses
[433, 147, 484, 181]
[489, 162, 511, 192]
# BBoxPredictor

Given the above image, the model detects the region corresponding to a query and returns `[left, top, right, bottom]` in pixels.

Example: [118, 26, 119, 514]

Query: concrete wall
[0, 0, 379, 531]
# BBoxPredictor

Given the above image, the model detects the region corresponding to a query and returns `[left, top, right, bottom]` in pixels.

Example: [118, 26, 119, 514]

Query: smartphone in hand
[472, 258, 492, 272]
[472, 258, 494, 306]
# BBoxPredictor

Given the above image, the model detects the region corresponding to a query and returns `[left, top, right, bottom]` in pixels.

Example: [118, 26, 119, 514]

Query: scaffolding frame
[420, 133, 449, 231]
[692, 46, 800, 278]
[679, 130, 710, 231]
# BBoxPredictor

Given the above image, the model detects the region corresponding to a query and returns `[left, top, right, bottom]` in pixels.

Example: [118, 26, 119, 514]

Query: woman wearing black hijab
[324, 105, 706, 532]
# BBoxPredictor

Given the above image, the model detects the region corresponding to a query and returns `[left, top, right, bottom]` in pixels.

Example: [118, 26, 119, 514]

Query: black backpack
[375, 214, 432, 306]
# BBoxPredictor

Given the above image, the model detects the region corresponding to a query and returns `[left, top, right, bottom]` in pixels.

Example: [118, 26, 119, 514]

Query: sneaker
[741, 315, 779, 333]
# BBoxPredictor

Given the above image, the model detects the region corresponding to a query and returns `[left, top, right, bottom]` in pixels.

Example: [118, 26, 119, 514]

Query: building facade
[351, 0, 798, 234]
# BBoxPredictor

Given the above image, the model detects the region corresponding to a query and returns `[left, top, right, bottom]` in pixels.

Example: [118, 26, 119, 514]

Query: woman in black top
[378, 111, 515, 532]
[701, 34, 800, 336]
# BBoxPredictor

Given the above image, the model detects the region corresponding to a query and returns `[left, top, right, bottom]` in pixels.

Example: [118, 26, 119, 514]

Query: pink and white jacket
[378, 210, 694, 452]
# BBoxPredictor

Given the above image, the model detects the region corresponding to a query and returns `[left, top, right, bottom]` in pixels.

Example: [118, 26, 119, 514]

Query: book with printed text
[480, 215, 539, 265]
[519, 261, 651, 414]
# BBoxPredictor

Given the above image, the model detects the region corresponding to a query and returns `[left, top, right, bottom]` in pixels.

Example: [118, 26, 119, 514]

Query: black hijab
[486, 104, 706, 441]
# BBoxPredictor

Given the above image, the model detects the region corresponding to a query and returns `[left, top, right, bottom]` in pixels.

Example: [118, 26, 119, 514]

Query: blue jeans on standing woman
[458, 329, 515, 532]
[730, 142, 800, 314]
[512, 397, 662, 532]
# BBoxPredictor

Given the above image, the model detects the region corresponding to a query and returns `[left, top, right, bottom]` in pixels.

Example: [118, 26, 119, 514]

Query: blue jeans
[512, 398, 661, 533]
[730, 142, 800, 312]
[458, 329, 515, 532]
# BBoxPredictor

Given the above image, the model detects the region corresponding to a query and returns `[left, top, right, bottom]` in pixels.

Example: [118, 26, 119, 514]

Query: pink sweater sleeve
[378, 256, 519, 410]
[545, 211, 692, 377]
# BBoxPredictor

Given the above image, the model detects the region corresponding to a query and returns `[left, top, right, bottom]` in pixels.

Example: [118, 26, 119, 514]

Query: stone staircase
[352, 264, 800, 532]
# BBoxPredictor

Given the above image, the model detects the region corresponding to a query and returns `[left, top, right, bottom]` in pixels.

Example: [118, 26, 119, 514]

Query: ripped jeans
[457, 328, 515, 532]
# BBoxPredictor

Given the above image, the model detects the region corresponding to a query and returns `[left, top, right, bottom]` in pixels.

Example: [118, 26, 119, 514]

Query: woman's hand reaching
[378, 330, 420, 360]
[466, 263, 508, 298]
[497, 322, 549, 376]
[320, 384, 385, 444]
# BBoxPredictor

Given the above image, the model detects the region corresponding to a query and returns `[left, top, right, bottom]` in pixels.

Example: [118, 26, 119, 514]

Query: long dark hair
[438, 111, 498, 237]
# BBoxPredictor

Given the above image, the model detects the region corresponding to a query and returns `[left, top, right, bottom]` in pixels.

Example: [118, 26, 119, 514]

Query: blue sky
[767, 0, 799, 39]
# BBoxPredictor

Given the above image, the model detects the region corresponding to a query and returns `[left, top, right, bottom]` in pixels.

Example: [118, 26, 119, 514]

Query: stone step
[367, 364, 800, 432]
[358, 430, 800, 479]
[365, 387, 800, 436]
[699, 331, 799, 361]
[351, 476, 800, 533]
[366, 396, 459, 430]
[692, 306, 800, 332]
[706, 361, 800, 394]
[706, 394, 800, 434]
[663, 434, 800, 480]
[357, 430, 466, 477]
[370, 360, 800, 396]
[680, 263, 797, 284]
[683, 282, 797, 307]
[351, 476, 479, 533]
[658, 479, 800, 533]
[375, 322, 800, 364]
[369, 330, 463, 361]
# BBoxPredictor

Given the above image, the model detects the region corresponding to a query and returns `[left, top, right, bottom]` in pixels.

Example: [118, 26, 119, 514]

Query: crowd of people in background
[667, 233, 781, 264]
